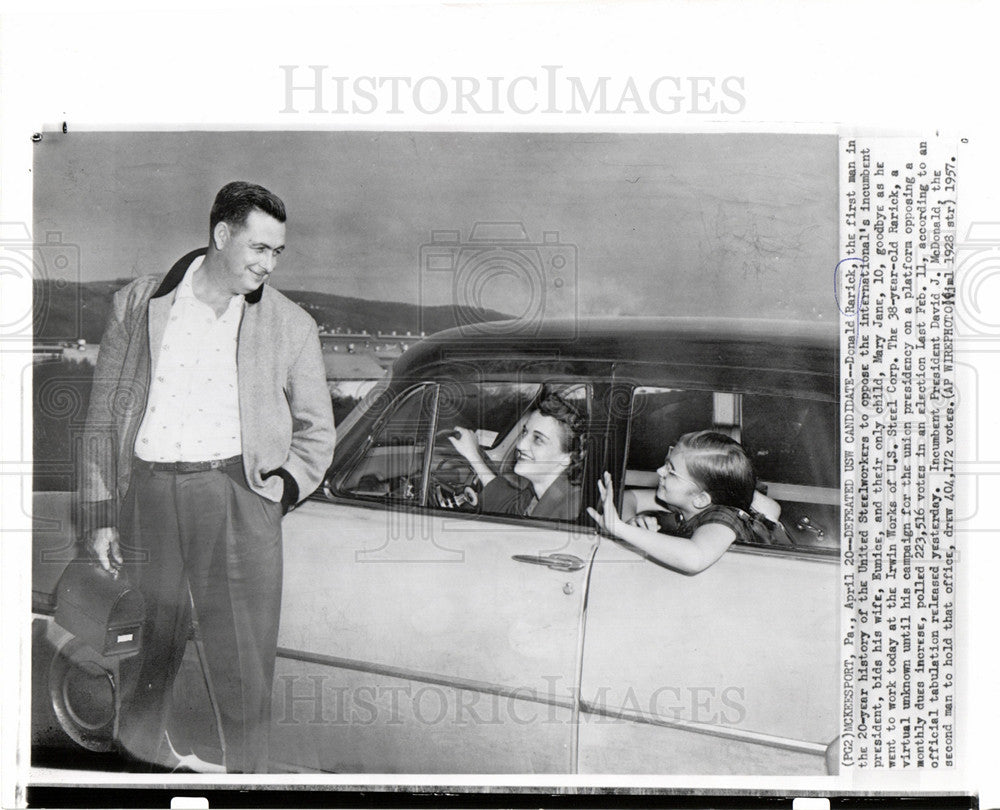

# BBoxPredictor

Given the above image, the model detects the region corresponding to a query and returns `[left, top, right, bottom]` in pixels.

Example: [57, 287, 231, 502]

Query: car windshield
[331, 377, 390, 436]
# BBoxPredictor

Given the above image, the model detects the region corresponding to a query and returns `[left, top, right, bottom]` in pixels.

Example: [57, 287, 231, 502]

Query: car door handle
[794, 515, 826, 537]
[511, 553, 586, 572]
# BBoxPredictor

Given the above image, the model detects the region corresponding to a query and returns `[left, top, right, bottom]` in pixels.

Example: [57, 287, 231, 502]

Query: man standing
[80, 181, 335, 773]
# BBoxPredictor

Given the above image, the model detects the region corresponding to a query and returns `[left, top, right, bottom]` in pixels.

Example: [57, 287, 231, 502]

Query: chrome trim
[307, 489, 597, 535]
[274, 644, 827, 759]
[577, 699, 828, 756]
[511, 553, 587, 572]
[726, 541, 839, 562]
[275, 647, 576, 711]
[763, 482, 841, 505]
[420, 384, 441, 506]
[569, 540, 602, 773]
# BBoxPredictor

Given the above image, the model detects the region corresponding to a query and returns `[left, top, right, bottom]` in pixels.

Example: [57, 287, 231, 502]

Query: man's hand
[263, 467, 299, 515]
[86, 527, 124, 577]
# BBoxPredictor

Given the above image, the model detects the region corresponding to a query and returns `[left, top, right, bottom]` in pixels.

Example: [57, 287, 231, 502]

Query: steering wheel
[431, 428, 481, 510]
[433, 481, 480, 510]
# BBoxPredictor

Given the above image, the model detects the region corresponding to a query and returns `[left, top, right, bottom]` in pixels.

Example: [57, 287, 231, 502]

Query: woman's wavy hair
[536, 390, 588, 486]
[674, 430, 757, 512]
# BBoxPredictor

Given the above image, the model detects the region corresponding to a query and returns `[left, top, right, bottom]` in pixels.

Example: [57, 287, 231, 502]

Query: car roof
[394, 317, 838, 386]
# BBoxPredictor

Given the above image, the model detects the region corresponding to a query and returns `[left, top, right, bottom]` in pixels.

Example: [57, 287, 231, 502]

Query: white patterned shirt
[134, 257, 244, 461]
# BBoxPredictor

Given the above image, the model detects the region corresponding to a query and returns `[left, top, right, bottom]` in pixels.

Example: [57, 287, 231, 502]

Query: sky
[33, 131, 837, 321]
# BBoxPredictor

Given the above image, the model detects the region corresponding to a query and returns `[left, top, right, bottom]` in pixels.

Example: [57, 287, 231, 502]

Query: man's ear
[212, 221, 230, 250]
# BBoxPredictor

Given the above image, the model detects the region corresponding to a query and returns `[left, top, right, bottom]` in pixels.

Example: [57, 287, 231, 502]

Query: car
[32, 316, 840, 775]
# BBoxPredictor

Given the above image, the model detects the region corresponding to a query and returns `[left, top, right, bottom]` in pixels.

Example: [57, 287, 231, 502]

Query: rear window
[740, 394, 839, 489]
[623, 386, 839, 552]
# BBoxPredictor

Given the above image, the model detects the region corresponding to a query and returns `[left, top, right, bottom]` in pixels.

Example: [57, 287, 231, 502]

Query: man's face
[216, 208, 286, 295]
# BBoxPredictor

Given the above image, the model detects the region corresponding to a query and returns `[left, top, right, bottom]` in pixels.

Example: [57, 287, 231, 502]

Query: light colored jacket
[80, 248, 336, 531]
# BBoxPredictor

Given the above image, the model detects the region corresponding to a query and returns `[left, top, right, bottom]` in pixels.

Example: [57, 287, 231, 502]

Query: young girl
[588, 430, 762, 574]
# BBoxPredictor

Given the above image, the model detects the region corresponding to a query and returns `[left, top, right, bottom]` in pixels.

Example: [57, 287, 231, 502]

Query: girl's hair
[674, 430, 756, 512]
[536, 391, 588, 485]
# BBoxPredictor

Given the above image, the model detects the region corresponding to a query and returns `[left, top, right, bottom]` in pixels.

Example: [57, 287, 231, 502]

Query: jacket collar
[150, 246, 264, 305]
[535, 473, 570, 508]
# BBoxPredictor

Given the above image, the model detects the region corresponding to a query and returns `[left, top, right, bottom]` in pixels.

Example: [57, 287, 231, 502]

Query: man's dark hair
[536, 390, 588, 485]
[210, 181, 286, 233]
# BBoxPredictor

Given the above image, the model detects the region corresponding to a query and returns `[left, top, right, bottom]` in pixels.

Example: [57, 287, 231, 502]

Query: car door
[577, 384, 840, 775]
[271, 378, 598, 773]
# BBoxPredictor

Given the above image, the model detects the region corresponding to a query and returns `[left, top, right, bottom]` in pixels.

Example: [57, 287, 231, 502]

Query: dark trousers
[116, 462, 283, 773]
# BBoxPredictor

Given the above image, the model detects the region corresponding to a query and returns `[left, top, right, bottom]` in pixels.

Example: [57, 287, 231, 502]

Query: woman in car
[448, 391, 586, 521]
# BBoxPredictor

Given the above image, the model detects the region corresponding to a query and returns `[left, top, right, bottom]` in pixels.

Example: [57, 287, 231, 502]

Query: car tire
[48, 636, 117, 753]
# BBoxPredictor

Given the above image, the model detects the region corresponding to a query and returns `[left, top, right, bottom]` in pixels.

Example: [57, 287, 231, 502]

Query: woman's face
[513, 410, 572, 484]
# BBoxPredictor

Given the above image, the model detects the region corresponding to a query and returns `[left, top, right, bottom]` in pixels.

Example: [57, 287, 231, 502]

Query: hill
[33, 280, 513, 342]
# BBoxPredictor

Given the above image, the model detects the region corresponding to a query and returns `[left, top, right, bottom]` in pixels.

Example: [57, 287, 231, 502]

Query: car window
[429, 382, 590, 522]
[622, 386, 838, 552]
[328, 377, 386, 428]
[624, 387, 716, 480]
[740, 394, 839, 488]
[740, 393, 840, 550]
[438, 382, 542, 453]
[334, 384, 436, 503]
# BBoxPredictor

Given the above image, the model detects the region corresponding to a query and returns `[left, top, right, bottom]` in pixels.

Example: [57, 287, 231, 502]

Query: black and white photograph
[28, 131, 839, 777]
[2, 2, 997, 807]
